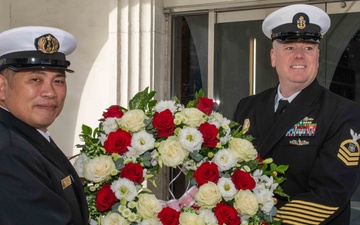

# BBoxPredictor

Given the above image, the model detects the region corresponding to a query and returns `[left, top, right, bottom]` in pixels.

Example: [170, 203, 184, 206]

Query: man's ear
[0, 75, 8, 101]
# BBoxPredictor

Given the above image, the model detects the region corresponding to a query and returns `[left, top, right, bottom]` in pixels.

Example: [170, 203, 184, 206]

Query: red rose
[104, 128, 131, 154]
[214, 203, 241, 225]
[101, 105, 124, 121]
[196, 97, 216, 115]
[95, 184, 118, 212]
[199, 122, 219, 148]
[231, 170, 256, 190]
[120, 162, 143, 183]
[193, 162, 220, 186]
[158, 206, 180, 225]
[152, 109, 175, 137]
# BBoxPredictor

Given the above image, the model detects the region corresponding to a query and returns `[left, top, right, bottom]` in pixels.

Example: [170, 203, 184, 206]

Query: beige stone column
[117, 0, 170, 200]
[118, 0, 168, 106]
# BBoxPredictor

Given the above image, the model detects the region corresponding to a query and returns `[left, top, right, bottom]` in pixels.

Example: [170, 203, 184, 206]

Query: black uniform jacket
[233, 80, 360, 225]
[0, 108, 89, 225]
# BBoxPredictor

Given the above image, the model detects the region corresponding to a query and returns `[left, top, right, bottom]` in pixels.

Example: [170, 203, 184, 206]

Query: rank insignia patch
[286, 117, 317, 137]
[337, 129, 360, 166]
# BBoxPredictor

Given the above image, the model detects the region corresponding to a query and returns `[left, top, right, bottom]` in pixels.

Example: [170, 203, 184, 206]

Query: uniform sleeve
[0, 144, 75, 225]
[274, 104, 360, 224]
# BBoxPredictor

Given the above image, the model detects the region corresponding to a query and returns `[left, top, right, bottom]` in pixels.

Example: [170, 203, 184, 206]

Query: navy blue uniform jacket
[233, 80, 360, 224]
[0, 108, 89, 225]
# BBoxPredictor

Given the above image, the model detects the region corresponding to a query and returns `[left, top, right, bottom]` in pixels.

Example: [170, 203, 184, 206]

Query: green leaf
[276, 165, 289, 174]
[128, 87, 157, 111]
[190, 151, 205, 162]
[81, 124, 93, 136]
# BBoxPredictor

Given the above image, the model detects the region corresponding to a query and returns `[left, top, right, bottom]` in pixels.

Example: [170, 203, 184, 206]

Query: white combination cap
[262, 4, 331, 43]
[0, 26, 77, 72]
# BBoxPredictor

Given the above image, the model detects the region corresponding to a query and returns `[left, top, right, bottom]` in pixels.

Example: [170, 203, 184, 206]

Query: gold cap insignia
[35, 34, 59, 54]
[297, 16, 306, 30]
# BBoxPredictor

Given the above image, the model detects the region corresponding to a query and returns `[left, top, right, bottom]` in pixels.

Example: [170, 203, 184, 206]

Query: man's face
[0, 69, 67, 131]
[270, 41, 320, 95]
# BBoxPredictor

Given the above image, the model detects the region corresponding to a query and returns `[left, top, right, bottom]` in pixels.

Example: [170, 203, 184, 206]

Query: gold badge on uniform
[61, 175, 72, 189]
[337, 129, 360, 166]
[297, 16, 306, 29]
[35, 34, 59, 54]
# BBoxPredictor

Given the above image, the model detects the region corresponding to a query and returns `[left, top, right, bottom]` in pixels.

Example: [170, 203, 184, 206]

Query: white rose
[101, 212, 129, 225]
[119, 109, 147, 132]
[179, 212, 205, 225]
[195, 182, 222, 209]
[212, 148, 237, 171]
[233, 190, 259, 216]
[136, 193, 162, 219]
[158, 136, 188, 167]
[179, 108, 205, 127]
[229, 138, 257, 162]
[83, 155, 115, 182]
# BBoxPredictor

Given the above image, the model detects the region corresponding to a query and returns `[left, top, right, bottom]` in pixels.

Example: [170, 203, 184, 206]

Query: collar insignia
[35, 33, 59, 54]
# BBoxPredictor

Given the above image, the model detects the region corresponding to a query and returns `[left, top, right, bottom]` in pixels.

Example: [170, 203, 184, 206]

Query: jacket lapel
[258, 80, 322, 157]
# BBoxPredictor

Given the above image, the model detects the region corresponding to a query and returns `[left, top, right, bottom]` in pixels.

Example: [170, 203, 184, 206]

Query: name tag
[61, 175, 72, 189]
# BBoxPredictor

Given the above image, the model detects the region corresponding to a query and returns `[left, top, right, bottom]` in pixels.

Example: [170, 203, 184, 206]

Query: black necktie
[275, 99, 289, 121]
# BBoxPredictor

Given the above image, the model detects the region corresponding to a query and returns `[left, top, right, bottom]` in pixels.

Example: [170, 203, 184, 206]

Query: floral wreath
[74, 88, 289, 225]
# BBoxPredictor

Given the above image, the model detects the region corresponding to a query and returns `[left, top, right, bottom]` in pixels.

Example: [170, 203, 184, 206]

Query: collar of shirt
[37, 129, 51, 142]
[274, 85, 301, 112]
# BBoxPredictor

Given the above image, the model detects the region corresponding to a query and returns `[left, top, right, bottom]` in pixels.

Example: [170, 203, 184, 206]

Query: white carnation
[212, 148, 237, 171]
[154, 100, 179, 113]
[102, 117, 121, 134]
[139, 218, 162, 225]
[178, 127, 203, 152]
[199, 209, 218, 225]
[73, 153, 89, 178]
[111, 178, 138, 201]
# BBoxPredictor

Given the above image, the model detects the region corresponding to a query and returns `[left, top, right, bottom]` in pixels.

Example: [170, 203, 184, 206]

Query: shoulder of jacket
[0, 121, 11, 148]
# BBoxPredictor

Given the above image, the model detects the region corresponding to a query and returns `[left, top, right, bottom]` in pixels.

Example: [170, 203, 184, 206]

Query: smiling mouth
[291, 65, 306, 69]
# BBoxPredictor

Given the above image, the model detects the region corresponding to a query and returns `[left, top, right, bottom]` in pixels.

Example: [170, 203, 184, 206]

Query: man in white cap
[233, 4, 360, 224]
[0, 26, 89, 225]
